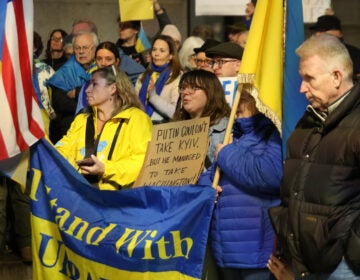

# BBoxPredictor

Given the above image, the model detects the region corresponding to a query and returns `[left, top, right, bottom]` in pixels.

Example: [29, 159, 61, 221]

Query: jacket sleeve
[101, 111, 152, 187]
[148, 77, 180, 118]
[55, 114, 85, 167]
[217, 132, 282, 195]
[51, 86, 79, 115]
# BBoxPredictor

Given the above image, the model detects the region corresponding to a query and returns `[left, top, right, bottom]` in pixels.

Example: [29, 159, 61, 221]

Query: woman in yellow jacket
[55, 66, 152, 190]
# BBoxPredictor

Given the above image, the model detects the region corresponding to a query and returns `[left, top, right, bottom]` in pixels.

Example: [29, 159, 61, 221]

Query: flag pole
[212, 74, 254, 189]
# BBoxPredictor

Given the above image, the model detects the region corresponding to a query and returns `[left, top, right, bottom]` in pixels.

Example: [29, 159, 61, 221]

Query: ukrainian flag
[29, 139, 215, 279]
[239, 0, 308, 156]
[135, 26, 151, 53]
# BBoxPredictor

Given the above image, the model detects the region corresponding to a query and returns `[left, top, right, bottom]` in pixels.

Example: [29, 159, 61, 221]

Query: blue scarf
[139, 63, 171, 117]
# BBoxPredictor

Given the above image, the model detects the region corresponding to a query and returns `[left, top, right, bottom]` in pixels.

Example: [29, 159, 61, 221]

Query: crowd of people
[2, 1, 360, 280]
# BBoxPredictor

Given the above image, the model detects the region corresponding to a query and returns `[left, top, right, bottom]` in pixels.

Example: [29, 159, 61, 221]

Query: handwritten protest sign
[119, 0, 153, 21]
[134, 117, 210, 187]
[219, 77, 238, 107]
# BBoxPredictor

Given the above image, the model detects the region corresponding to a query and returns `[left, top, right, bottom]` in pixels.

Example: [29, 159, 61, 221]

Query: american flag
[0, 0, 44, 161]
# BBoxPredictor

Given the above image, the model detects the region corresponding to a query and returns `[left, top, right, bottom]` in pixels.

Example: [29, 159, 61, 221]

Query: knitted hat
[161, 24, 182, 44]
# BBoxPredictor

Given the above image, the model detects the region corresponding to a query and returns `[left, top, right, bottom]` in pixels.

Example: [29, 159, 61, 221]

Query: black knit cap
[205, 42, 244, 60]
[193, 39, 221, 54]
[309, 15, 342, 31]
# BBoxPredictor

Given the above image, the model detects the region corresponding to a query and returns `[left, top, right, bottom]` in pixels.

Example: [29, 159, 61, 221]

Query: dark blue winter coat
[199, 113, 282, 269]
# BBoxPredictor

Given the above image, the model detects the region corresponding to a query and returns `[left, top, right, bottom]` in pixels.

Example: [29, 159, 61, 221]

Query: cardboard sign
[219, 77, 238, 107]
[134, 117, 210, 187]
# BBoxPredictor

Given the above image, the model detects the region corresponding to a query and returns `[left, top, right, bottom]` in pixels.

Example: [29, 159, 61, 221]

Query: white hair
[178, 36, 204, 70]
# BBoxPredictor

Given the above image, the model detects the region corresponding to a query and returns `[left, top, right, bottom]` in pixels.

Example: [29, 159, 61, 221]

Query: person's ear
[332, 70, 342, 89]
[110, 83, 117, 95]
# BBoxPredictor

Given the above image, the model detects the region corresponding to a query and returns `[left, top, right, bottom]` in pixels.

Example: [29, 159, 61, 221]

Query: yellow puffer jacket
[55, 107, 152, 190]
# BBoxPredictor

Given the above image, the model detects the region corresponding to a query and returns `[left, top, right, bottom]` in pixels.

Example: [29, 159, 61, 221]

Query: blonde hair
[92, 66, 143, 114]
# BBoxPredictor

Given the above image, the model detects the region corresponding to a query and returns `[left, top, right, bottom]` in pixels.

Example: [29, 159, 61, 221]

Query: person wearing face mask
[55, 66, 152, 190]
[135, 34, 182, 124]
[199, 88, 282, 280]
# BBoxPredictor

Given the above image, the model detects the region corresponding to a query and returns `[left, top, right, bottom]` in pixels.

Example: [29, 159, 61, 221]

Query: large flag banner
[0, 0, 44, 161]
[282, 0, 308, 156]
[239, 0, 308, 156]
[239, 0, 284, 134]
[30, 139, 215, 279]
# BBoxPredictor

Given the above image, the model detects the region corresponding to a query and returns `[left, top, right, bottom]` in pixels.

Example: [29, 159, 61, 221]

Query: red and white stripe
[0, 0, 44, 160]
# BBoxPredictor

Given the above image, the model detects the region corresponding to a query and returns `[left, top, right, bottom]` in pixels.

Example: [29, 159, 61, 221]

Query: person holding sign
[173, 69, 230, 168]
[199, 89, 282, 280]
[136, 34, 182, 124]
[56, 66, 152, 190]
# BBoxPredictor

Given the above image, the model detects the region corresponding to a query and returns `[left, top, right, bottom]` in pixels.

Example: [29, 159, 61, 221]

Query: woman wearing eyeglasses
[43, 29, 68, 71]
[56, 66, 152, 190]
[173, 69, 230, 168]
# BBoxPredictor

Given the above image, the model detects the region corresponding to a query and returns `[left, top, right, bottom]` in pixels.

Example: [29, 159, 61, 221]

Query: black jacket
[270, 82, 360, 276]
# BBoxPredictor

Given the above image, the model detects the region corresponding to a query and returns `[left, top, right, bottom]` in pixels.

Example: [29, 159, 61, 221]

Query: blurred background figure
[309, 14, 360, 78]
[226, 22, 249, 48]
[33, 31, 55, 135]
[179, 36, 204, 72]
[43, 28, 68, 71]
[244, 0, 256, 29]
[194, 39, 221, 73]
[161, 24, 182, 51]
[191, 24, 215, 41]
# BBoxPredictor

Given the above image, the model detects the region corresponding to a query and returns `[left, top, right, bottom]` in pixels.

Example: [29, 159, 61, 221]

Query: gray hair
[296, 33, 353, 80]
[72, 31, 99, 48]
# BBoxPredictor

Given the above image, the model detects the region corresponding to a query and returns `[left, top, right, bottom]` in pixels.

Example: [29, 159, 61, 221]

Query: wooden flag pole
[212, 74, 254, 189]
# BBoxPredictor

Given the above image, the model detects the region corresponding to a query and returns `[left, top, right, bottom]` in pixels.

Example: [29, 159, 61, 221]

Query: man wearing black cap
[193, 39, 220, 73]
[205, 42, 244, 77]
[310, 15, 360, 78]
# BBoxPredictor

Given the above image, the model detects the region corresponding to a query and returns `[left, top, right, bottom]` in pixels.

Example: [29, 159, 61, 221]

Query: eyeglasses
[51, 37, 63, 43]
[179, 86, 204, 95]
[209, 59, 239, 68]
[74, 45, 94, 52]
[195, 58, 213, 66]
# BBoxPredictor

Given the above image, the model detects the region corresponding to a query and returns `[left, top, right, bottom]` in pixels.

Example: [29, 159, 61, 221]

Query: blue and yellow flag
[135, 26, 151, 53]
[239, 0, 308, 156]
[239, 0, 284, 133]
[29, 139, 215, 279]
[282, 0, 308, 156]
